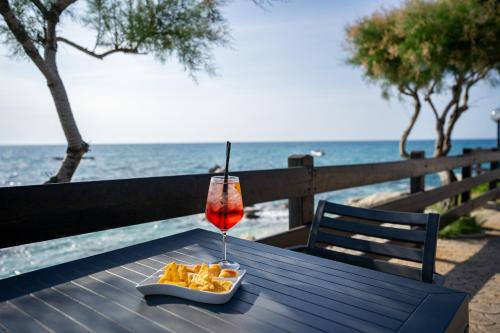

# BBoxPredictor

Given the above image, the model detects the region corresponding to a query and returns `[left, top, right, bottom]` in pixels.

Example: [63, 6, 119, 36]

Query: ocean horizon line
[0, 137, 496, 147]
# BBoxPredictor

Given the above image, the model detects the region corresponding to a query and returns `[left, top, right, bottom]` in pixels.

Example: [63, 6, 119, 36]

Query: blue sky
[0, 0, 498, 144]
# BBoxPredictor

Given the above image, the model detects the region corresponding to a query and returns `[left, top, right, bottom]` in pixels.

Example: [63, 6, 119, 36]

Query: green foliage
[346, 0, 500, 98]
[0, 0, 46, 57]
[427, 202, 446, 214]
[438, 216, 482, 238]
[471, 183, 489, 195]
[1, 0, 230, 75]
[81, 0, 229, 73]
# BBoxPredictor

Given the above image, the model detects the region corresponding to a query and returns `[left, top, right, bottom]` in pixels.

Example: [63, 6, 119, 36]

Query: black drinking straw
[223, 141, 231, 193]
[221, 141, 231, 265]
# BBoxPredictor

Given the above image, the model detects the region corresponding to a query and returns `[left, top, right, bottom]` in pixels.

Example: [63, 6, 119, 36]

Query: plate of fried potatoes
[136, 262, 246, 304]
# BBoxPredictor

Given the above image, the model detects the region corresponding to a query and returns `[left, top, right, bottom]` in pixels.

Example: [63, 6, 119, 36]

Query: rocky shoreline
[239, 192, 410, 241]
[345, 192, 407, 208]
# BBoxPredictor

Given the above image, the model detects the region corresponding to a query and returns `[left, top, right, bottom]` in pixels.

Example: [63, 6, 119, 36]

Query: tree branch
[51, 0, 78, 15]
[470, 69, 490, 86]
[30, 0, 50, 18]
[57, 37, 143, 59]
[424, 94, 440, 120]
[0, 0, 50, 77]
[427, 80, 437, 95]
[400, 89, 413, 97]
[39, 0, 78, 66]
[440, 75, 464, 122]
[433, 82, 457, 157]
[399, 84, 416, 96]
[441, 106, 462, 156]
[441, 73, 487, 156]
[422, 80, 440, 119]
[99, 47, 145, 58]
[399, 89, 421, 159]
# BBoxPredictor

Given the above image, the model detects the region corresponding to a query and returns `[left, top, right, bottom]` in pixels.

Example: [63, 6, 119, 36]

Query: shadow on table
[144, 288, 253, 314]
[442, 235, 500, 298]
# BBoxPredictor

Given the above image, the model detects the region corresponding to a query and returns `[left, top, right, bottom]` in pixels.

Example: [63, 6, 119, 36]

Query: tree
[0, 0, 235, 183]
[346, 0, 500, 161]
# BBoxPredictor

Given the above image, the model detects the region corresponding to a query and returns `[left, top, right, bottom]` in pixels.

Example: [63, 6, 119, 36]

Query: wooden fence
[262, 148, 500, 247]
[0, 148, 499, 249]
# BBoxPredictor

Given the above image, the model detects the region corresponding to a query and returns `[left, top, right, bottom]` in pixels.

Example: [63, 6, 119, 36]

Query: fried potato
[219, 269, 237, 278]
[188, 283, 200, 290]
[185, 264, 198, 273]
[208, 264, 221, 277]
[163, 262, 179, 282]
[213, 280, 233, 292]
[199, 263, 209, 274]
[178, 264, 188, 283]
[157, 262, 234, 293]
[191, 269, 212, 286]
[162, 281, 187, 287]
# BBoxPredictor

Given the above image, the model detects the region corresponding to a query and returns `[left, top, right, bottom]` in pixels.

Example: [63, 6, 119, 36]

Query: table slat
[8, 294, 90, 333]
[32, 285, 132, 333]
[398, 293, 469, 333]
[0, 302, 52, 333]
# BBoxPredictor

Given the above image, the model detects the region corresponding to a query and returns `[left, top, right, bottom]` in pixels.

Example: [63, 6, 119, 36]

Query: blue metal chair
[292, 200, 444, 284]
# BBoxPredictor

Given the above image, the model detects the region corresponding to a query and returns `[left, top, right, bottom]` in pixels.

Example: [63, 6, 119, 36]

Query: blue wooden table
[0, 229, 468, 333]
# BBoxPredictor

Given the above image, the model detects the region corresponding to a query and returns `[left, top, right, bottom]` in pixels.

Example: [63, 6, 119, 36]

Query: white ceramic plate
[136, 267, 246, 304]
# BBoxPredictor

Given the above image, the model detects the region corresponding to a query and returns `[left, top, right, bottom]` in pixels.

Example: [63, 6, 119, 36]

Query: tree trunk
[1, 0, 86, 183]
[433, 119, 445, 158]
[44, 64, 88, 183]
[433, 113, 459, 209]
[399, 94, 421, 159]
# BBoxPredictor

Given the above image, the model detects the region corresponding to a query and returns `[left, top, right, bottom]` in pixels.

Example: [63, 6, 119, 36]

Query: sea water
[0, 140, 495, 278]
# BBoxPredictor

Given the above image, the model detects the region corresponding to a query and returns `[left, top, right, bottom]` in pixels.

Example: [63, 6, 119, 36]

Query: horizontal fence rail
[1, 148, 499, 249]
[314, 150, 500, 192]
[260, 148, 500, 247]
[0, 168, 309, 248]
[376, 168, 500, 218]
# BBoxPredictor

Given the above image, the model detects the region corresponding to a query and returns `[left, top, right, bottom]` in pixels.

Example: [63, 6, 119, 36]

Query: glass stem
[222, 232, 227, 262]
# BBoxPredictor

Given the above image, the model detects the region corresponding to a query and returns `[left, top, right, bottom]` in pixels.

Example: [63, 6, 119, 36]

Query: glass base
[213, 260, 240, 270]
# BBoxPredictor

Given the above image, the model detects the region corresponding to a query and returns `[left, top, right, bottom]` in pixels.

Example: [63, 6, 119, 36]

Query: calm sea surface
[0, 140, 495, 278]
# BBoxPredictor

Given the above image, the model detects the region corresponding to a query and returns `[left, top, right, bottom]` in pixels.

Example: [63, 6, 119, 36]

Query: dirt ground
[436, 202, 500, 333]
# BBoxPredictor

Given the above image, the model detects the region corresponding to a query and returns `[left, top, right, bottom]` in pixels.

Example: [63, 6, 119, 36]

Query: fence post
[461, 148, 472, 203]
[288, 155, 314, 229]
[490, 148, 499, 190]
[410, 151, 425, 194]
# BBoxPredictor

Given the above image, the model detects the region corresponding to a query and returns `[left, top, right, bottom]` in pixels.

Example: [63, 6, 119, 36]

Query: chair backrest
[307, 200, 440, 283]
